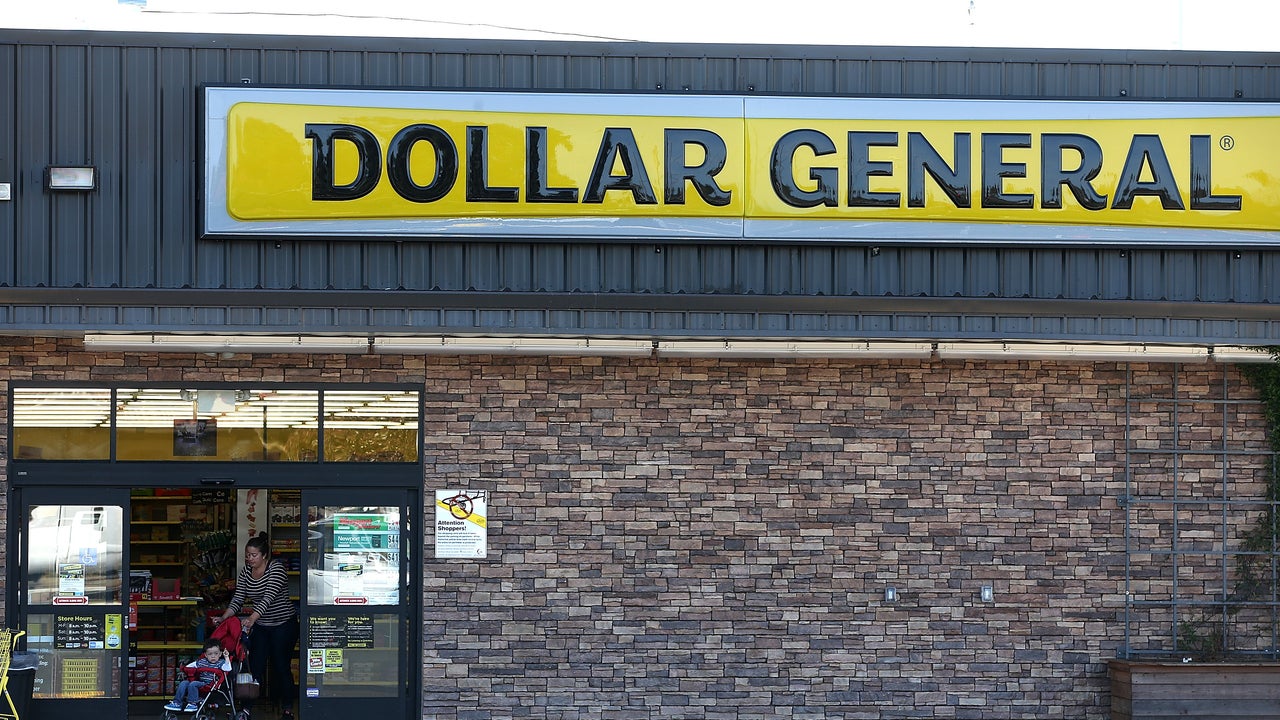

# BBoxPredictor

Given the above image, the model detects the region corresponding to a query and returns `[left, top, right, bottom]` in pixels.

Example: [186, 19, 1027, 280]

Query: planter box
[1109, 659, 1280, 719]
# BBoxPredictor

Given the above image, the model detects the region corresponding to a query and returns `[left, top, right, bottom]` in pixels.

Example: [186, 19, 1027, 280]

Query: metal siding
[833, 248, 868, 296]
[601, 56, 635, 91]
[731, 246, 764, 295]
[364, 243, 399, 290]
[1165, 251, 1198, 301]
[1101, 62, 1132, 98]
[466, 53, 502, 87]
[2, 32, 1279, 342]
[969, 61, 1003, 95]
[534, 54, 568, 88]
[765, 246, 800, 294]
[1004, 62, 1038, 95]
[832, 59, 870, 95]
[594, 246, 625, 293]
[1130, 251, 1162, 300]
[903, 60, 937, 94]
[1100, 252, 1131, 300]
[227, 48, 261, 85]
[802, 58, 835, 94]
[566, 245, 600, 293]
[364, 51, 400, 85]
[1134, 62, 1170, 97]
[329, 243, 362, 289]
[1068, 62, 1101, 96]
[431, 244, 465, 291]
[566, 55, 603, 89]
[1199, 65, 1236, 99]
[432, 53, 466, 87]
[17, 45, 52, 288]
[122, 47, 158, 287]
[870, 59, 904, 94]
[297, 242, 329, 289]
[263, 243, 295, 288]
[868, 250, 899, 297]
[261, 49, 298, 84]
[52, 45, 89, 287]
[634, 56, 666, 91]
[159, 47, 193, 288]
[297, 49, 331, 84]
[399, 244, 431, 291]
[666, 246, 700, 293]
[1032, 251, 1064, 299]
[1262, 253, 1280, 302]
[0, 44, 13, 286]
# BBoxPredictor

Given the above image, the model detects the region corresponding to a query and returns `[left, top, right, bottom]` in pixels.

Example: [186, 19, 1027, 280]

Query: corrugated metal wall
[1, 31, 1278, 341]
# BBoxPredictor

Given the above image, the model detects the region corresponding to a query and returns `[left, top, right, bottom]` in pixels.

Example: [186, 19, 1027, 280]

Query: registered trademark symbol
[1220, 135, 1235, 151]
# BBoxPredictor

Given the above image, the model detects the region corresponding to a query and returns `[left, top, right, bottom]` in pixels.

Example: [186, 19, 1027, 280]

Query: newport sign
[203, 87, 1280, 245]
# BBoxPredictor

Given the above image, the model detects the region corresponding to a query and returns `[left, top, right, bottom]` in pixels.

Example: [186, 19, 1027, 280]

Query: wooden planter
[1109, 659, 1280, 719]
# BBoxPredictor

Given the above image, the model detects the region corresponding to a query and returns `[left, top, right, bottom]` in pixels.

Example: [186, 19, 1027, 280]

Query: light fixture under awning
[372, 336, 654, 357]
[84, 334, 370, 353]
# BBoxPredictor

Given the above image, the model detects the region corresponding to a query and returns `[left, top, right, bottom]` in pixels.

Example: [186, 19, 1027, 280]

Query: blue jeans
[175, 679, 208, 706]
[246, 618, 299, 712]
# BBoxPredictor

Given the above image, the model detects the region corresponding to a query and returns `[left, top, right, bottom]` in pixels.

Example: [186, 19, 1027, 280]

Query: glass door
[297, 489, 412, 720]
[19, 487, 131, 720]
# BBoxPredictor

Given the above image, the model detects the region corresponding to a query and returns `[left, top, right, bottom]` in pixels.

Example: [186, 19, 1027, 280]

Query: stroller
[163, 617, 251, 720]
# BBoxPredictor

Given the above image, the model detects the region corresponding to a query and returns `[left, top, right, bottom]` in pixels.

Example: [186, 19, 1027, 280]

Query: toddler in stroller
[162, 616, 251, 720]
[164, 639, 231, 717]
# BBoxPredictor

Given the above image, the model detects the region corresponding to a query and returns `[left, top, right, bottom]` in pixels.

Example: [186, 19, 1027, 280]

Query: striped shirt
[227, 559, 295, 627]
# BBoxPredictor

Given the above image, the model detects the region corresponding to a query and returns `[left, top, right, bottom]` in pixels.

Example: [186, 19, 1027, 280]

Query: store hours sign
[434, 490, 487, 559]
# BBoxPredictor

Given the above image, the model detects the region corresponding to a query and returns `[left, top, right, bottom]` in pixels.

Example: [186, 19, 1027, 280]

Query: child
[165, 638, 231, 712]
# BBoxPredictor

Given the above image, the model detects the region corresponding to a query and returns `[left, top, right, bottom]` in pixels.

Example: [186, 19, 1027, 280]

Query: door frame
[15, 485, 132, 720]
[8, 462, 423, 720]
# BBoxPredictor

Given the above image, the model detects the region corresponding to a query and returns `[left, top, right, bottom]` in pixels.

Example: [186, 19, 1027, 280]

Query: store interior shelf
[134, 599, 198, 607]
[134, 641, 203, 651]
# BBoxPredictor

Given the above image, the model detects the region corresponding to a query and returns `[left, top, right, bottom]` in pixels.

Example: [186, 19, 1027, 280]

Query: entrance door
[18, 487, 131, 720]
[297, 489, 413, 720]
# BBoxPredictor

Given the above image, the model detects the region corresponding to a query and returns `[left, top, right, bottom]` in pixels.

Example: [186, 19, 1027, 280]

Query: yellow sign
[205, 88, 1280, 244]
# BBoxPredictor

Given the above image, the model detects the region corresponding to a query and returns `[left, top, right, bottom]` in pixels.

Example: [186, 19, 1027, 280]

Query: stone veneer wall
[0, 337, 1269, 719]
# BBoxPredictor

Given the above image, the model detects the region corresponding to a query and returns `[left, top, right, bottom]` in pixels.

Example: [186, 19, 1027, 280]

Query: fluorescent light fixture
[1211, 346, 1278, 363]
[373, 336, 654, 357]
[45, 166, 97, 191]
[84, 334, 369, 353]
[654, 340, 934, 358]
[934, 342, 1210, 363]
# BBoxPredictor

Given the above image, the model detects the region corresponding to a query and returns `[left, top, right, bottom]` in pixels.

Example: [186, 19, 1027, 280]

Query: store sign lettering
[204, 88, 1280, 245]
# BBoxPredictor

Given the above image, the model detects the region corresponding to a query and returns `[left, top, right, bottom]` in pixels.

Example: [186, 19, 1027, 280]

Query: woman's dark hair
[245, 531, 270, 555]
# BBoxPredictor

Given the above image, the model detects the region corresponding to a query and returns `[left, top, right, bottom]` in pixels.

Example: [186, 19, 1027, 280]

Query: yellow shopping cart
[0, 629, 26, 720]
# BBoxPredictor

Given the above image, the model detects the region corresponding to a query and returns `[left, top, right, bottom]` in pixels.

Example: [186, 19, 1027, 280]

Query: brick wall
[0, 337, 1270, 719]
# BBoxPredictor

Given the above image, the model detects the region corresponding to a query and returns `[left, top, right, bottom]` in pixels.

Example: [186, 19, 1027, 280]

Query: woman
[215, 532, 298, 720]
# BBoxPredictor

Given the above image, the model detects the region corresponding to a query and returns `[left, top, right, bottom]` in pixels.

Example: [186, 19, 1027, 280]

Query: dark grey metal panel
[0, 43, 13, 288]
[4, 30, 1280, 342]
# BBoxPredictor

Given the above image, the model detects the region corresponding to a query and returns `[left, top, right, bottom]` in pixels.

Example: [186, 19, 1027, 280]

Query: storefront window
[11, 386, 420, 463]
[27, 613, 123, 699]
[12, 388, 111, 460]
[115, 389, 320, 461]
[321, 391, 419, 462]
[304, 614, 400, 698]
[305, 506, 401, 606]
[26, 505, 124, 605]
